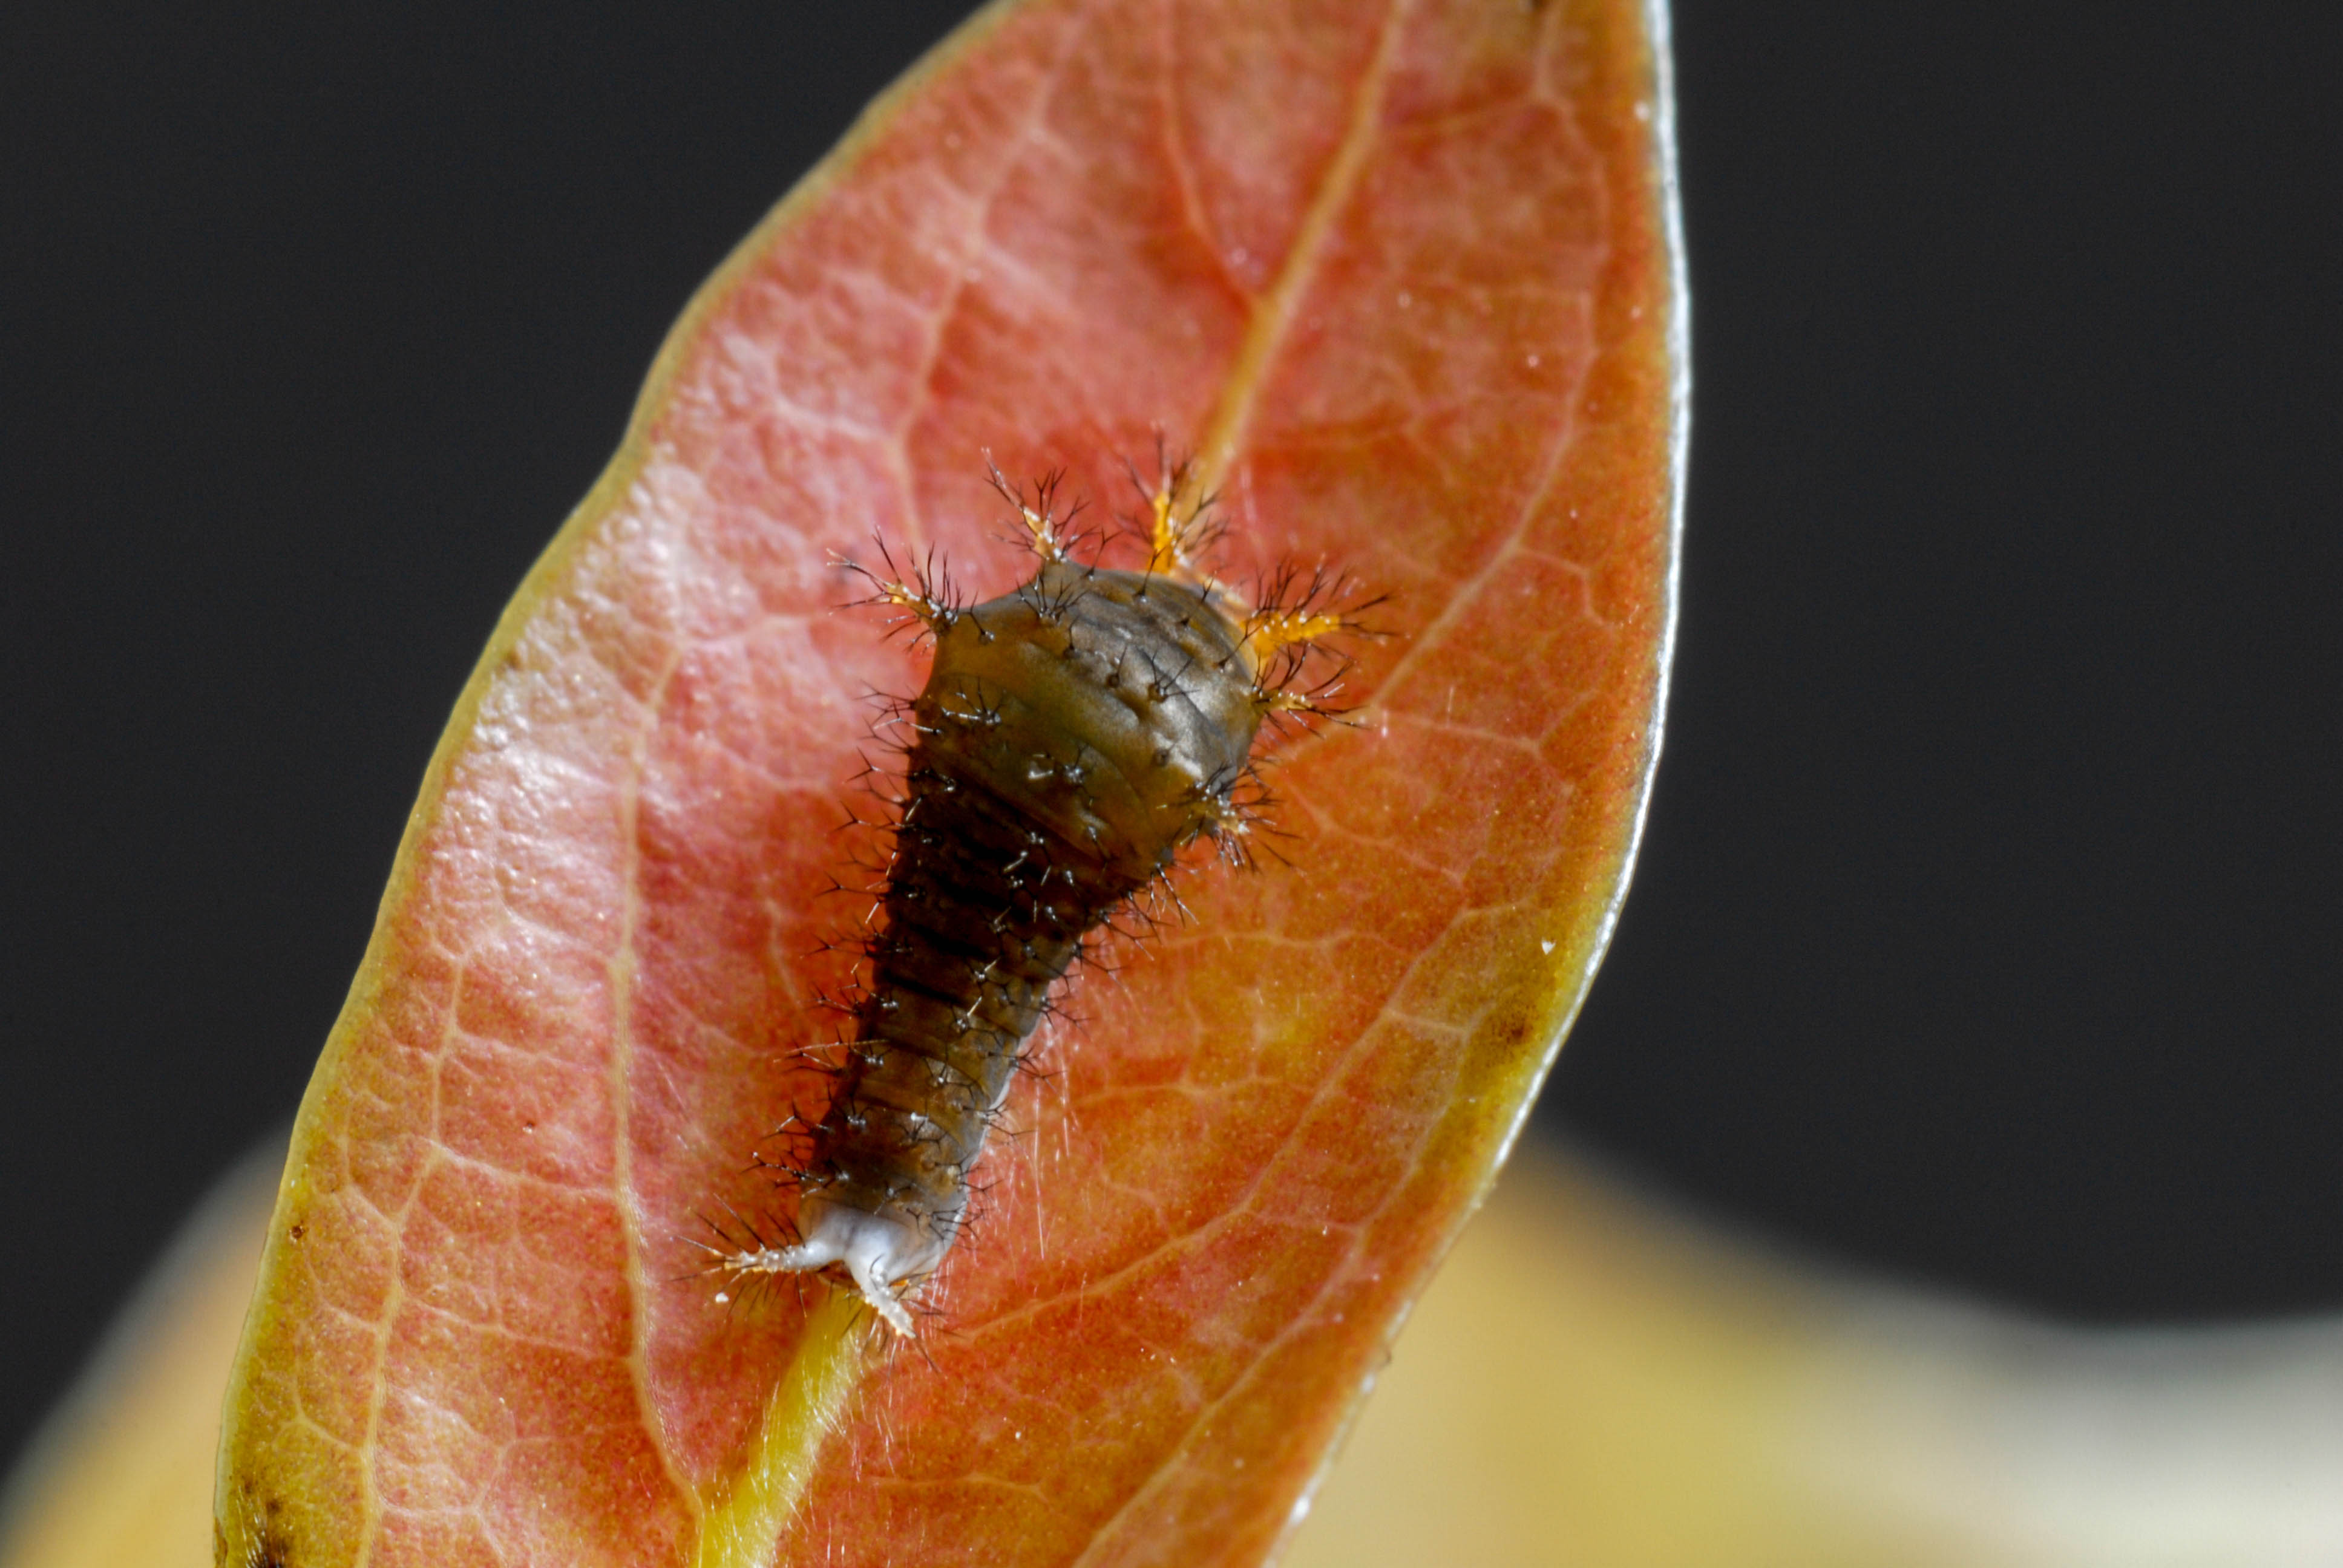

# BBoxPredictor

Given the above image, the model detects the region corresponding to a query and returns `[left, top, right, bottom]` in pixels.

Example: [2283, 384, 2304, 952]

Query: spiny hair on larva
[710, 452, 1374, 1336]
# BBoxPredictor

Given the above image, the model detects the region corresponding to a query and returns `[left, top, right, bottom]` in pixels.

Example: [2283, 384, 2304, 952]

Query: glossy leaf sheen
[215, 1, 1682, 1564]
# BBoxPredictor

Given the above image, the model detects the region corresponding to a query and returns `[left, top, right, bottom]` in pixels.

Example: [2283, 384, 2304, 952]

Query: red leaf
[217, 1, 1683, 1564]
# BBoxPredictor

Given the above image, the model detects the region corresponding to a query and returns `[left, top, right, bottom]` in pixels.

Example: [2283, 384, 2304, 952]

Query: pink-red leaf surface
[215, 1, 1683, 1564]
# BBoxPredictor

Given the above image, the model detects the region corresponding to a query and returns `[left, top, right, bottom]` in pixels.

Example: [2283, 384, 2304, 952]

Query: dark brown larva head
[918, 561, 1262, 883]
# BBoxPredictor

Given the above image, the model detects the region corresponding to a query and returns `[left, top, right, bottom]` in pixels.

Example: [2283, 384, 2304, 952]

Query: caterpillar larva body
[721, 465, 1357, 1334]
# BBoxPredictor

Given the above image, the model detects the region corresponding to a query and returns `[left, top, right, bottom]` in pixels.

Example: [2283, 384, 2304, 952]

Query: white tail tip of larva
[725, 1200, 943, 1338]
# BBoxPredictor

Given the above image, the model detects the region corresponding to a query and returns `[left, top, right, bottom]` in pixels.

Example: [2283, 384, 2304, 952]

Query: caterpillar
[716, 457, 1364, 1336]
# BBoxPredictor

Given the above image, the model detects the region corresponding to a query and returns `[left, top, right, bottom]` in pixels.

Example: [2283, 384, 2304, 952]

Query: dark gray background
[3, 0, 2336, 1475]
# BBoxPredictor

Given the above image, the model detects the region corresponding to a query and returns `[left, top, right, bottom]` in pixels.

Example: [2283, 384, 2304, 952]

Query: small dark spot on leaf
[218, 1481, 292, 1568]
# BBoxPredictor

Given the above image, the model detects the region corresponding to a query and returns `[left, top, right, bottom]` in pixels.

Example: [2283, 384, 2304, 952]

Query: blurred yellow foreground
[8, 1141, 2341, 1567]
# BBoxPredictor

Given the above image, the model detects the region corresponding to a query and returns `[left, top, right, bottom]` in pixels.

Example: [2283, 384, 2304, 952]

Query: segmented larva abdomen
[719, 468, 1355, 1334]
